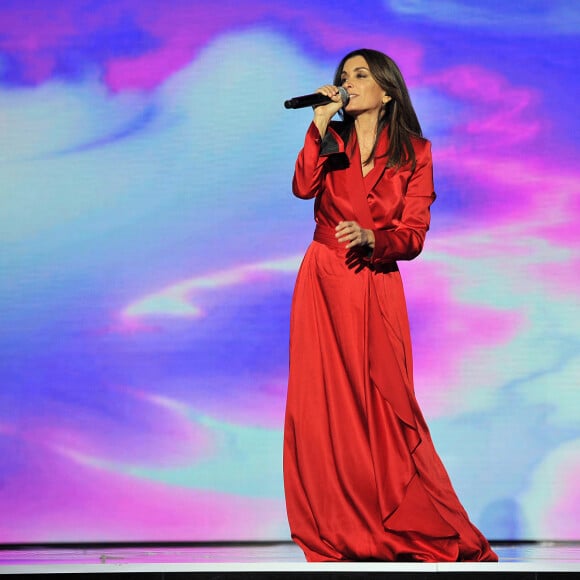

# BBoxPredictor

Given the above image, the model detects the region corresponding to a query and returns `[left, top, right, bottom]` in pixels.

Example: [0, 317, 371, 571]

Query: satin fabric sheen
[283, 122, 498, 562]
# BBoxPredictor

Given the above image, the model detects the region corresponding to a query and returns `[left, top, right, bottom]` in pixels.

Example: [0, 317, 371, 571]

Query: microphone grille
[338, 86, 350, 106]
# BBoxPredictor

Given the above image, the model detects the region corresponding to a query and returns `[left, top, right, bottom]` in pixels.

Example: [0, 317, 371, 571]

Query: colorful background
[0, 0, 578, 543]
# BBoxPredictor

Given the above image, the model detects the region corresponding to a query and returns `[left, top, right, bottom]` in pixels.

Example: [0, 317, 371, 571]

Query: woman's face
[340, 55, 389, 117]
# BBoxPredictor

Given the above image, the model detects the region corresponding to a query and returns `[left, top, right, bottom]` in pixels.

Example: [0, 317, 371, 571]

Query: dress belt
[313, 223, 398, 273]
[313, 223, 340, 248]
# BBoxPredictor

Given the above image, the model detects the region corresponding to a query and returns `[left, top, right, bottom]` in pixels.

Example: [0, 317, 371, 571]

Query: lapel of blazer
[320, 123, 391, 229]
[366, 126, 390, 193]
[345, 127, 391, 229]
[343, 130, 375, 229]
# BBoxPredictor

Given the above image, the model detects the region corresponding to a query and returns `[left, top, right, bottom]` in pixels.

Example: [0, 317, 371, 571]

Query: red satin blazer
[292, 121, 436, 263]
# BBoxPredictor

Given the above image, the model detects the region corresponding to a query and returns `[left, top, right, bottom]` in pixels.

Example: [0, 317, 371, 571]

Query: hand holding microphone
[285, 85, 349, 137]
[284, 86, 349, 112]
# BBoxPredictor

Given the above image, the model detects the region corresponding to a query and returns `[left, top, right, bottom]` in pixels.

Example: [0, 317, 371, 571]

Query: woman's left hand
[335, 221, 375, 250]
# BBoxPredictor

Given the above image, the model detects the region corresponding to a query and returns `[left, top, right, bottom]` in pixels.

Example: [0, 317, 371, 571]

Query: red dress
[283, 122, 498, 562]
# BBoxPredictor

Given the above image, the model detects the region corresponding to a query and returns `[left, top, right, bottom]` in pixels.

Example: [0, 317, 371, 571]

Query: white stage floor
[0, 542, 579, 575]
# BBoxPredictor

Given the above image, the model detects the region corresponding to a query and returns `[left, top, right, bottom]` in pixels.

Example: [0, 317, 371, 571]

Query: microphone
[284, 87, 349, 109]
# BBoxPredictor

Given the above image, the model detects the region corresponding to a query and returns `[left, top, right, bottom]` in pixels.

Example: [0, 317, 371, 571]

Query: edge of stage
[0, 541, 579, 578]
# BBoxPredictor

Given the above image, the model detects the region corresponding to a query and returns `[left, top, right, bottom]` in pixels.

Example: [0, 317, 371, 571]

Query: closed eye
[341, 73, 368, 83]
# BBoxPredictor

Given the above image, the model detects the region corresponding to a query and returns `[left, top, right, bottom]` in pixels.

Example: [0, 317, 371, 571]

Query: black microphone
[284, 87, 349, 109]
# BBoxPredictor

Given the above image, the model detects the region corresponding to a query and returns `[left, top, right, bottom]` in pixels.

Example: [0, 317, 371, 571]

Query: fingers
[316, 85, 343, 101]
[313, 85, 345, 119]
[335, 221, 366, 248]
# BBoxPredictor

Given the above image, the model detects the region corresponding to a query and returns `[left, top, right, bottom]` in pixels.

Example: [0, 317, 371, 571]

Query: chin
[344, 105, 361, 115]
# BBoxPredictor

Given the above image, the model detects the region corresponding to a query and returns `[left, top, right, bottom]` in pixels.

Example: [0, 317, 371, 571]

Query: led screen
[0, 0, 578, 543]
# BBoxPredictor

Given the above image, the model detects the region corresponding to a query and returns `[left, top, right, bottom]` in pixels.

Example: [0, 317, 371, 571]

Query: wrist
[313, 116, 331, 138]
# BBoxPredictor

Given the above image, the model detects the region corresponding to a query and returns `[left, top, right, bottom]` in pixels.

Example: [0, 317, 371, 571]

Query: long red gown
[283, 121, 498, 562]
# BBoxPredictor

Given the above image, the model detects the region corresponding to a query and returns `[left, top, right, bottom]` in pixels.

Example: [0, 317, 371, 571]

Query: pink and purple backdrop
[0, 0, 578, 543]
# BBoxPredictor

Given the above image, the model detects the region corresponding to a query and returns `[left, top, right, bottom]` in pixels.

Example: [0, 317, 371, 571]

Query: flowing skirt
[283, 239, 497, 562]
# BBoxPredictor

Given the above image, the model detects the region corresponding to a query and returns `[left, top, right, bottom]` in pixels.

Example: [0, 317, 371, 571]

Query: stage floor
[0, 542, 579, 576]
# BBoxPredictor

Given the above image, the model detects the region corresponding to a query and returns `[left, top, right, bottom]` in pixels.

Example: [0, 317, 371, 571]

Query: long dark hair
[333, 48, 423, 170]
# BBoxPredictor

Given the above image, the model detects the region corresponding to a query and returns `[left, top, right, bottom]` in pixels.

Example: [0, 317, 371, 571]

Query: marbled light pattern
[0, 1, 578, 542]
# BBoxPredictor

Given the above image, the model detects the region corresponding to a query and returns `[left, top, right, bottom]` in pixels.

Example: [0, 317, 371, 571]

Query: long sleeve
[371, 141, 436, 263]
[292, 122, 345, 200]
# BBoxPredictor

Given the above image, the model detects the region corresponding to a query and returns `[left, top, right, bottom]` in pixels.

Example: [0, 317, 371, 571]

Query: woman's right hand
[312, 85, 345, 136]
[313, 85, 345, 118]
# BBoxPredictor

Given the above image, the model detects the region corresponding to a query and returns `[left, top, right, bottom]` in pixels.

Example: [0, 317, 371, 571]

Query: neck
[353, 111, 381, 141]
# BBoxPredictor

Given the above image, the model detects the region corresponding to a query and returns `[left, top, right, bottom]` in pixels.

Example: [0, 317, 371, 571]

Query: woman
[283, 49, 497, 563]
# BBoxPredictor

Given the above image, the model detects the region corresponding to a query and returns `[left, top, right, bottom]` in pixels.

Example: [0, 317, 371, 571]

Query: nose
[341, 78, 353, 89]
